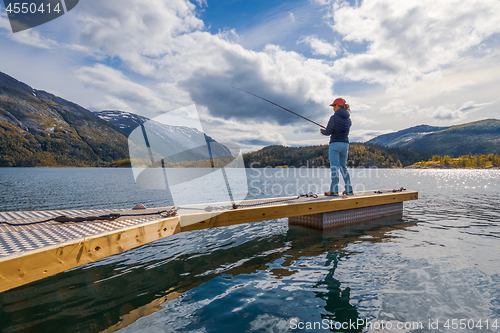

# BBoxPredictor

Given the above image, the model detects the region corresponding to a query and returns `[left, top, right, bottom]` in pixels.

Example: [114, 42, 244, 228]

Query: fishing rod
[233, 87, 325, 129]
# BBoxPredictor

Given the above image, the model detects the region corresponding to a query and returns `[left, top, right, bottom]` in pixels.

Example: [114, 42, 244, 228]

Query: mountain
[367, 119, 500, 157]
[367, 124, 450, 147]
[0, 71, 129, 167]
[94, 110, 233, 162]
[93, 110, 149, 137]
[399, 119, 500, 156]
[0, 70, 234, 167]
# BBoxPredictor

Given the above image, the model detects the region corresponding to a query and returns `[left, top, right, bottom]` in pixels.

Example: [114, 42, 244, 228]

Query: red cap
[329, 98, 346, 106]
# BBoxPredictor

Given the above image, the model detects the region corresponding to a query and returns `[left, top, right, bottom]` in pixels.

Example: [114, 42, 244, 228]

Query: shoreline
[404, 165, 500, 170]
[1, 166, 500, 170]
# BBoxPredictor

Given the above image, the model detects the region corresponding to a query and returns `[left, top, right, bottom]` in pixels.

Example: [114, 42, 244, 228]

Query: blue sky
[1, 0, 500, 152]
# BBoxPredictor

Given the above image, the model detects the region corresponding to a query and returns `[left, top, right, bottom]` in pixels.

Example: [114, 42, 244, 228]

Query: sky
[1, 0, 499, 152]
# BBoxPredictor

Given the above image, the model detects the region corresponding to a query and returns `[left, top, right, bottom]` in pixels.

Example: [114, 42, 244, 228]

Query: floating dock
[0, 189, 417, 293]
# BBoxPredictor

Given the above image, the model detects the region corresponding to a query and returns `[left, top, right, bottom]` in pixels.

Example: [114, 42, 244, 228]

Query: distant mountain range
[0, 71, 231, 167]
[94, 110, 232, 162]
[367, 119, 500, 157]
[2, 70, 498, 167]
[367, 125, 451, 147]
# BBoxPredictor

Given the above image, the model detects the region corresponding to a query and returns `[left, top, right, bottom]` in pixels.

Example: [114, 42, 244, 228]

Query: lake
[1, 167, 499, 332]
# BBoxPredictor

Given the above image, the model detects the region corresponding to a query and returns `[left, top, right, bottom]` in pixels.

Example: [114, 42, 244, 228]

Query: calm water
[1, 167, 500, 332]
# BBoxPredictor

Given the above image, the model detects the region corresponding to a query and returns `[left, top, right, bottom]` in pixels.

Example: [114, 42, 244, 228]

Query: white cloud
[311, 0, 336, 5]
[217, 28, 240, 43]
[165, 38, 336, 124]
[75, 64, 166, 111]
[236, 3, 324, 51]
[305, 0, 500, 131]
[457, 101, 493, 112]
[432, 105, 463, 121]
[327, 0, 500, 90]
[8, 30, 59, 49]
[379, 98, 491, 122]
[67, 0, 337, 124]
[349, 128, 393, 142]
[0, 13, 58, 49]
[0, 13, 9, 29]
[298, 35, 340, 58]
[63, 43, 105, 60]
[198, 115, 290, 153]
[194, 0, 207, 6]
[440, 80, 476, 93]
[380, 99, 424, 118]
[351, 113, 377, 126]
[90, 95, 134, 112]
[422, 71, 443, 82]
[74, 0, 204, 76]
[66, 0, 500, 138]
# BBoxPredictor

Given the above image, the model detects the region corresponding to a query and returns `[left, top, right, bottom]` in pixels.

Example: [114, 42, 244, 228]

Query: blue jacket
[321, 108, 351, 143]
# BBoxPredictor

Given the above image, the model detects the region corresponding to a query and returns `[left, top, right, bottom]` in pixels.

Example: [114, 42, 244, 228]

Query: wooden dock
[0, 189, 417, 293]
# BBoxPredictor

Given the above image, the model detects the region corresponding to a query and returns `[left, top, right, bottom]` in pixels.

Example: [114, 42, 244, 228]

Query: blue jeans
[329, 142, 352, 193]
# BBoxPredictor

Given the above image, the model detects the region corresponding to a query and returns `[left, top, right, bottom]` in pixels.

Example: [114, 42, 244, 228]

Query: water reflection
[316, 252, 363, 332]
[0, 214, 410, 333]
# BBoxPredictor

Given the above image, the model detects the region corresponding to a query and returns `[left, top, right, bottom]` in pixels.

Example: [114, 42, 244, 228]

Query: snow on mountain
[94, 110, 233, 162]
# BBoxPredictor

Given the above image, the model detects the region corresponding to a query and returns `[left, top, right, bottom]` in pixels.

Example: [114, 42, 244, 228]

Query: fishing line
[232, 87, 326, 129]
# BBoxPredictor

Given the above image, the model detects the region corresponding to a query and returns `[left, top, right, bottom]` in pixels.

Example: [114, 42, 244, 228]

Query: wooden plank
[0, 216, 181, 293]
[180, 191, 418, 232]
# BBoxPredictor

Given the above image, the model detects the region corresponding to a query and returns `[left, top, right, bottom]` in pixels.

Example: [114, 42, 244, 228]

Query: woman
[320, 98, 353, 196]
